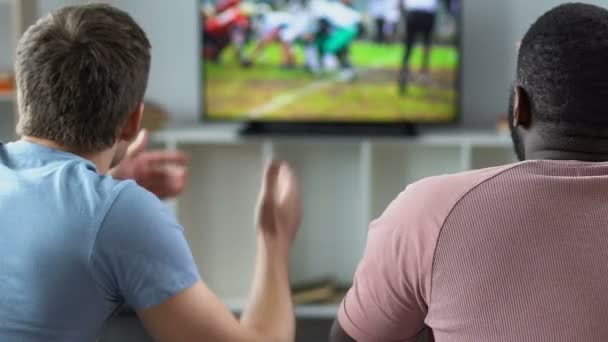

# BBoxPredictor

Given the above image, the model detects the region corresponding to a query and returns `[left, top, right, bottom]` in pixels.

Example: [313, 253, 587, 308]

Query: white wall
[111, 0, 518, 127]
[10, 0, 608, 127]
[0, 2, 14, 71]
[460, 0, 608, 127]
[29, 0, 200, 124]
[0, 0, 84, 70]
[105, 0, 517, 127]
[460, 0, 514, 128]
[104, 0, 200, 124]
[512, 0, 608, 39]
[38, 0, 86, 13]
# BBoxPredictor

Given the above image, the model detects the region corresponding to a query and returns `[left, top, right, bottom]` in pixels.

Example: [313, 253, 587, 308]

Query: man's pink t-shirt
[338, 160, 608, 341]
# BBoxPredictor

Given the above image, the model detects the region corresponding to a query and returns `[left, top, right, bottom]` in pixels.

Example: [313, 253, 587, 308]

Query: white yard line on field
[245, 60, 395, 118]
[246, 79, 333, 118]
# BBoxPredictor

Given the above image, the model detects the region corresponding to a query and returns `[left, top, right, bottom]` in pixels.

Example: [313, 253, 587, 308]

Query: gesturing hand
[110, 130, 189, 199]
[256, 161, 302, 248]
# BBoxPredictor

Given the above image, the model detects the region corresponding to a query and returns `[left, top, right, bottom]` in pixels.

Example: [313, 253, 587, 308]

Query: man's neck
[524, 131, 608, 162]
[22, 136, 113, 173]
[526, 149, 608, 162]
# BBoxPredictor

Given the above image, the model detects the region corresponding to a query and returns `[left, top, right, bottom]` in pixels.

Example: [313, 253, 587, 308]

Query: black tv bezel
[197, 1, 463, 132]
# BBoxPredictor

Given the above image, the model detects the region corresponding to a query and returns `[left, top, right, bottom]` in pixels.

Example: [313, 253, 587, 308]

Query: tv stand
[240, 122, 418, 137]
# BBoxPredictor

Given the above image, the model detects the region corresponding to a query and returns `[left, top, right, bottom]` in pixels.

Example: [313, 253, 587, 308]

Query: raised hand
[256, 160, 302, 248]
[110, 130, 189, 199]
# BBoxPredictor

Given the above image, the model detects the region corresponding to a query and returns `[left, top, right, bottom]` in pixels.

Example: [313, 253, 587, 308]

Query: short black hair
[517, 3, 608, 133]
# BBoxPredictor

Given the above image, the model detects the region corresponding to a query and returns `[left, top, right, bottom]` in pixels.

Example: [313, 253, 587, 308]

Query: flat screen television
[200, 0, 461, 131]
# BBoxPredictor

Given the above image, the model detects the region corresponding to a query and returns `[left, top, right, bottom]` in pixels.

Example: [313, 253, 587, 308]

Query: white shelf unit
[152, 127, 517, 318]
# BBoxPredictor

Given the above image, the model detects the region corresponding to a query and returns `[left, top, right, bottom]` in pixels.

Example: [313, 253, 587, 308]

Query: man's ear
[119, 102, 144, 143]
[513, 86, 531, 129]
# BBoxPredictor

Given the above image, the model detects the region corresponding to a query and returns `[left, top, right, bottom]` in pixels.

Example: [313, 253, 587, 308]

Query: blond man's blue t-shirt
[0, 140, 200, 341]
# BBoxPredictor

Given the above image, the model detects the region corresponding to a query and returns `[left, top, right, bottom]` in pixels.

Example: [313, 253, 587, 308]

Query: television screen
[201, 0, 461, 123]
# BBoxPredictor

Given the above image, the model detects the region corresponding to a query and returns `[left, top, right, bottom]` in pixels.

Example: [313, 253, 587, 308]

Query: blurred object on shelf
[0, 72, 15, 94]
[142, 102, 169, 132]
[291, 278, 349, 305]
[497, 114, 510, 135]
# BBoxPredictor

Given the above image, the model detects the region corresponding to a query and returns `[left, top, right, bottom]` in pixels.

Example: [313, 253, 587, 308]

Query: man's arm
[137, 161, 301, 342]
[327, 185, 438, 342]
[109, 130, 189, 199]
[330, 320, 356, 342]
[330, 319, 435, 342]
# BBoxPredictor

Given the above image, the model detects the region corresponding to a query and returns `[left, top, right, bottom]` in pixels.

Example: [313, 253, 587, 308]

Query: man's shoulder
[101, 180, 168, 221]
[377, 163, 523, 233]
[53, 161, 165, 234]
[98, 179, 181, 240]
[409, 163, 522, 202]
[67, 165, 136, 215]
